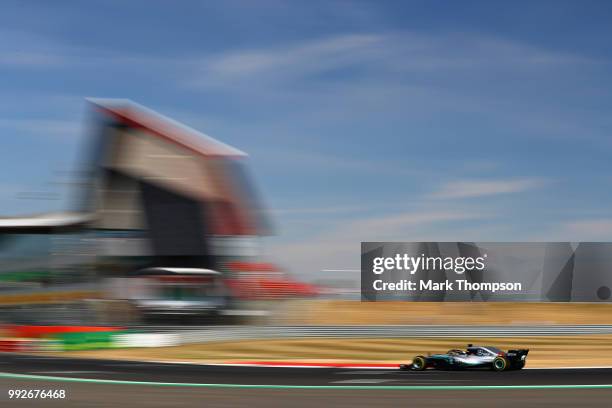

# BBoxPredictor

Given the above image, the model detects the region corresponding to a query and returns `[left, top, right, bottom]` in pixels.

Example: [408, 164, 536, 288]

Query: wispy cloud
[267, 208, 489, 276]
[0, 28, 181, 71]
[249, 146, 425, 176]
[0, 52, 66, 67]
[0, 118, 82, 140]
[191, 34, 384, 87]
[0, 29, 70, 68]
[188, 31, 596, 90]
[181, 30, 609, 147]
[553, 219, 612, 241]
[272, 205, 367, 216]
[428, 178, 546, 199]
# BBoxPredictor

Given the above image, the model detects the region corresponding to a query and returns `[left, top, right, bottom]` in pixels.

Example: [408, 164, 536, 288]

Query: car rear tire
[411, 356, 427, 371]
[492, 356, 508, 372]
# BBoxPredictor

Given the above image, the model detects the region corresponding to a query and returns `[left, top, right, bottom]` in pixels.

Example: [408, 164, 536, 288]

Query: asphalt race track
[2, 354, 612, 407]
[2, 353, 612, 386]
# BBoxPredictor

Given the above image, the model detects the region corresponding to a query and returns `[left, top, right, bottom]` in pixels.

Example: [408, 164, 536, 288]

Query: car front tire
[411, 356, 427, 371]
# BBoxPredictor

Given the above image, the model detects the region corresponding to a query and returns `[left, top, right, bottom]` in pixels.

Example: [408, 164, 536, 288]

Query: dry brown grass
[58, 335, 612, 368]
[34, 301, 612, 368]
[273, 300, 612, 325]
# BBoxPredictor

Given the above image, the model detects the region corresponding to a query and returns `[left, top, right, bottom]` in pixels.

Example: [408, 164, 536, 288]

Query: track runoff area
[2, 354, 612, 390]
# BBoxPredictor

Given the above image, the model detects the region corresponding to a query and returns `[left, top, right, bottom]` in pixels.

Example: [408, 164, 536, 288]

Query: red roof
[87, 98, 246, 158]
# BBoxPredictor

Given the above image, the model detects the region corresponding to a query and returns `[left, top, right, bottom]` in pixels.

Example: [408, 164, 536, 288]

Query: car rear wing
[506, 349, 529, 359]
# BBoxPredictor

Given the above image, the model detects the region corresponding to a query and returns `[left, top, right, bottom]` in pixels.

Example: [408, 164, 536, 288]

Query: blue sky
[2, 1, 612, 278]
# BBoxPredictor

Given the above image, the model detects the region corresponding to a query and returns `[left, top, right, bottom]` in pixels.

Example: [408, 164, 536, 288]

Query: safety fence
[3, 325, 612, 352]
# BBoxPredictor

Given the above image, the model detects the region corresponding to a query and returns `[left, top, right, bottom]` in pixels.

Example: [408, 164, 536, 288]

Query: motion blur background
[2, 0, 612, 359]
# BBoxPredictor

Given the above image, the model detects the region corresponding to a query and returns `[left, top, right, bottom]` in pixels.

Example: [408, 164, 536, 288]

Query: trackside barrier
[51, 332, 180, 350]
[135, 325, 612, 343]
[34, 339, 62, 352]
[55, 331, 127, 351]
[0, 339, 26, 352]
[7, 325, 612, 352]
[7, 325, 125, 339]
[0, 338, 61, 352]
[113, 332, 181, 348]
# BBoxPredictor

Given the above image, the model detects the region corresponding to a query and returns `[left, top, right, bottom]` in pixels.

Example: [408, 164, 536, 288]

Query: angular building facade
[80, 99, 270, 272]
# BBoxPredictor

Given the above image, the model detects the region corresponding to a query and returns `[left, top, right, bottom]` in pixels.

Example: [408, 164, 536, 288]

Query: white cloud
[428, 178, 545, 199]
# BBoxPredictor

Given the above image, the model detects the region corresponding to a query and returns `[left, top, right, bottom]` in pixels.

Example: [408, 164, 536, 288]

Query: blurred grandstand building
[0, 99, 315, 322]
[81, 98, 269, 270]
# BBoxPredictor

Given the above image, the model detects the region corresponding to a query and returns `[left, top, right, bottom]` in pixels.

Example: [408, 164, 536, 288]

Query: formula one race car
[399, 344, 529, 372]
